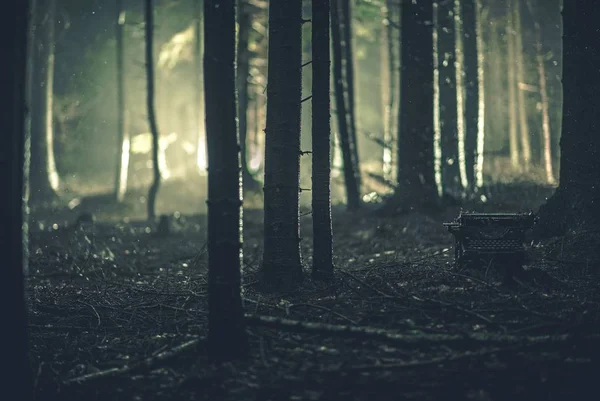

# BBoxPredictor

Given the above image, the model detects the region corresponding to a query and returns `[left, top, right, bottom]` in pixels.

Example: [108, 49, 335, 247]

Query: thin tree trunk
[204, 0, 247, 359]
[391, 0, 438, 209]
[45, 0, 59, 192]
[237, 0, 259, 191]
[438, 1, 460, 192]
[261, 0, 304, 289]
[453, 0, 468, 189]
[474, 0, 486, 188]
[311, 0, 334, 280]
[144, 0, 161, 221]
[381, 0, 395, 183]
[340, 0, 361, 191]
[2, 0, 32, 398]
[513, 0, 531, 169]
[506, 0, 520, 170]
[331, 0, 361, 210]
[461, 0, 480, 189]
[194, 0, 207, 172]
[526, 0, 555, 185]
[114, 0, 129, 202]
[432, 3, 442, 196]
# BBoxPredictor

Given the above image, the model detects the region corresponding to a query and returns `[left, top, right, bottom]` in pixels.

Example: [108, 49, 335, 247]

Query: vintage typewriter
[444, 212, 536, 277]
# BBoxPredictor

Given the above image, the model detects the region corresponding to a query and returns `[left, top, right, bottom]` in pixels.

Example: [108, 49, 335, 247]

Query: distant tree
[144, 0, 161, 221]
[30, 0, 60, 203]
[506, 0, 520, 170]
[535, 0, 600, 237]
[461, 0, 483, 188]
[512, 0, 531, 170]
[261, 0, 304, 289]
[340, 0, 361, 191]
[1, 0, 33, 399]
[204, 0, 248, 359]
[114, 0, 129, 202]
[193, 0, 206, 173]
[380, 0, 397, 183]
[311, 0, 334, 280]
[331, 0, 361, 210]
[383, 0, 439, 213]
[237, 0, 261, 191]
[437, 1, 460, 192]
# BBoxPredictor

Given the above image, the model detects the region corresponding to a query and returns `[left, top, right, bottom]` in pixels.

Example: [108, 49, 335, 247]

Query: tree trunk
[506, 0, 520, 170]
[340, 0, 361, 192]
[311, 0, 334, 280]
[535, 0, 600, 237]
[114, 0, 129, 202]
[237, 0, 260, 191]
[388, 0, 438, 211]
[30, 0, 59, 203]
[526, 0, 555, 185]
[1, 0, 32, 398]
[331, 0, 361, 210]
[453, 0, 468, 189]
[144, 0, 161, 221]
[474, 0, 485, 188]
[380, 0, 396, 183]
[204, 0, 247, 360]
[461, 0, 480, 189]
[261, 0, 303, 289]
[513, 0, 531, 169]
[194, 0, 207, 173]
[437, 1, 460, 193]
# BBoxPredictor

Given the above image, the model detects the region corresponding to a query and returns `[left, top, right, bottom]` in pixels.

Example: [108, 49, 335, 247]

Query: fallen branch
[63, 337, 201, 385]
[244, 314, 600, 348]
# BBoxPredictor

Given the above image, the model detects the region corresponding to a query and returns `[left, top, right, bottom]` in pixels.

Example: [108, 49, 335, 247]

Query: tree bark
[340, 0, 361, 192]
[114, 0, 129, 202]
[1, 0, 33, 398]
[204, 0, 248, 359]
[437, 1, 460, 192]
[311, 0, 334, 280]
[535, 0, 600, 237]
[513, 0, 531, 169]
[453, 0, 468, 189]
[237, 0, 260, 191]
[144, 0, 161, 221]
[474, 0, 485, 188]
[461, 0, 481, 189]
[387, 0, 438, 211]
[331, 0, 361, 210]
[261, 0, 304, 289]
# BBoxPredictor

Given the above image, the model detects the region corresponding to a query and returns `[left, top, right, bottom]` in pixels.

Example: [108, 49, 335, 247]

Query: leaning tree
[1, 0, 33, 398]
[535, 0, 600, 238]
[261, 0, 304, 289]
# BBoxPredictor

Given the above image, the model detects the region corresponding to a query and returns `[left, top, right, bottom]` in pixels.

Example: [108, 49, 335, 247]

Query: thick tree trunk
[114, 0, 129, 202]
[311, 0, 334, 280]
[506, 0, 520, 170]
[535, 0, 600, 237]
[1, 0, 32, 398]
[237, 1, 260, 191]
[340, 0, 361, 191]
[261, 0, 303, 289]
[331, 0, 361, 210]
[144, 0, 161, 221]
[461, 0, 480, 189]
[437, 1, 460, 192]
[204, 0, 247, 359]
[513, 0, 531, 169]
[388, 0, 438, 211]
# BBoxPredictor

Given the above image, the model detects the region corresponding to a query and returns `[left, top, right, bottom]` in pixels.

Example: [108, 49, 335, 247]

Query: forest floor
[27, 181, 600, 401]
